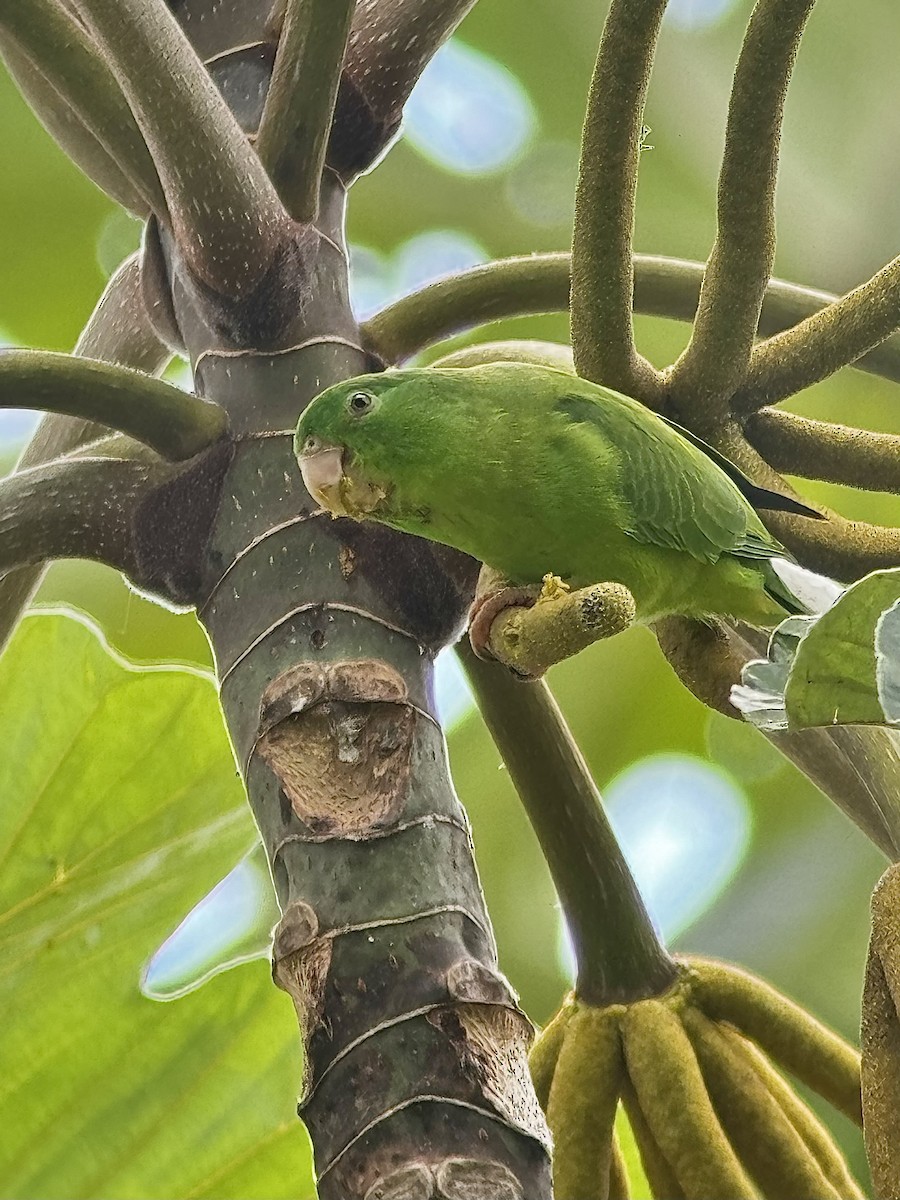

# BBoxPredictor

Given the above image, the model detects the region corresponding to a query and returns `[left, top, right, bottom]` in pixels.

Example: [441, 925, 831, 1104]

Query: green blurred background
[2, 0, 896, 1191]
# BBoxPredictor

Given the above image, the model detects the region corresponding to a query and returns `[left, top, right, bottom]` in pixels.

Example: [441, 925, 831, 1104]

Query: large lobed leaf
[733, 568, 900, 732]
[0, 609, 314, 1199]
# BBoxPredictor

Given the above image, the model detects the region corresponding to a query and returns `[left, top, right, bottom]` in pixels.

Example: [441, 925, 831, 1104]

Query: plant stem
[0, 453, 172, 578]
[365, 252, 900, 387]
[331, 0, 478, 179]
[0, 350, 227, 461]
[0, 256, 169, 655]
[747, 409, 900, 494]
[256, 0, 355, 222]
[460, 644, 677, 1006]
[668, 0, 816, 417]
[736, 254, 900, 412]
[570, 0, 668, 404]
[71, 0, 291, 295]
[0, 0, 165, 215]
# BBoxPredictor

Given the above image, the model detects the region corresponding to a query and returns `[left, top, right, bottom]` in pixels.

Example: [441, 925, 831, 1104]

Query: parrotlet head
[294, 369, 466, 523]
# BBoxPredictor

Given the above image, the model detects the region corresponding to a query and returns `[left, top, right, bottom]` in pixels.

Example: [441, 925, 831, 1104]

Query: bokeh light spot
[349, 230, 487, 321]
[404, 39, 536, 175]
[605, 753, 751, 941]
[665, 0, 740, 30]
[559, 753, 751, 979]
[504, 140, 579, 230]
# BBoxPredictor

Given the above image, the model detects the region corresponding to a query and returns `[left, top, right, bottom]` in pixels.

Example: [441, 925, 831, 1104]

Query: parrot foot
[468, 565, 637, 679]
[468, 567, 541, 666]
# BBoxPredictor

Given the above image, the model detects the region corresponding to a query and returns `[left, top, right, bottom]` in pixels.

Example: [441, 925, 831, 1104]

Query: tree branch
[256, 0, 355, 222]
[667, 0, 816, 417]
[460, 644, 678, 1006]
[0, 350, 227, 461]
[746, 409, 900, 494]
[0, 453, 173, 579]
[329, 0, 478, 180]
[71, 0, 293, 295]
[735, 254, 900, 412]
[362, 253, 571, 364]
[766, 507, 900, 583]
[0, 255, 169, 653]
[364, 253, 900, 385]
[570, 0, 668, 405]
[0, 0, 166, 215]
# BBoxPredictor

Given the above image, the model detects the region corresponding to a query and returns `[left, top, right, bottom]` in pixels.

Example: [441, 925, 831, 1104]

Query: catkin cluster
[531, 958, 863, 1200]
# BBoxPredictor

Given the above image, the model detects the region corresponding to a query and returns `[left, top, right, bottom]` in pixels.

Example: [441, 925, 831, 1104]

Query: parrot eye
[347, 390, 376, 416]
[301, 434, 320, 454]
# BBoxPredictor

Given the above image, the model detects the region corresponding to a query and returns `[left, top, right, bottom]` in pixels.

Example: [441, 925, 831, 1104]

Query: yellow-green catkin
[681, 1006, 841, 1200]
[530, 997, 576, 1110]
[719, 1025, 864, 1200]
[619, 1076, 686, 1200]
[862, 862, 900, 1199]
[690, 957, 862, 1124]
[546, 1005, 624, 1200]
[621, 999, 756, 1200]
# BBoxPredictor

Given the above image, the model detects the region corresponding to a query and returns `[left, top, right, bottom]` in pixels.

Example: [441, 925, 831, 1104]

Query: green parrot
[294, 362, 826, 630]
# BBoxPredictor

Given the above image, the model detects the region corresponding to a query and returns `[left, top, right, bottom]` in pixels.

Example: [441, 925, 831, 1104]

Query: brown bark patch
[273, 927, 333, 1099]
[257, 659, 414, 836]
[435, 1158, 523, 1200]
[363, 1158, 523, 1200]
[428, 1005, 550, 1151]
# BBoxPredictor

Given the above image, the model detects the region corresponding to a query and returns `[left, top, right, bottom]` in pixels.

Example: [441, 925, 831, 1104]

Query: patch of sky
[664, 0, 740, 31]
[404, 39, 535, 176]
[349, 229, 487, 321]
[559, 753, 751, 980]
[142, 842, 277, 1000]
[434, 647, 474, 729]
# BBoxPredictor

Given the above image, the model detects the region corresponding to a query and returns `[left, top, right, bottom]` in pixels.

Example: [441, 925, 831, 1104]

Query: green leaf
[0, 609, 313, 1200]
[783, 569, 900, 729]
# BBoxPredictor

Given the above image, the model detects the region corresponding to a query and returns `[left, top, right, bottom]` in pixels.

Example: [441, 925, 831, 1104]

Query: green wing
[555, 389, 784, 565]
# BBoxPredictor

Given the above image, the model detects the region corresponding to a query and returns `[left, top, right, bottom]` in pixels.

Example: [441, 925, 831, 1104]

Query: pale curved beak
[299, 446, 345, 510]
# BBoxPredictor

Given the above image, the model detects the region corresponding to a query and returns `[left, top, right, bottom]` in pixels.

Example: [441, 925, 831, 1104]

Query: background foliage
[1, 0, 894, 1192]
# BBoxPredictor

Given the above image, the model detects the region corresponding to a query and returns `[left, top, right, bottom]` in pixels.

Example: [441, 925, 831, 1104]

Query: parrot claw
[468, 584, 540, 664]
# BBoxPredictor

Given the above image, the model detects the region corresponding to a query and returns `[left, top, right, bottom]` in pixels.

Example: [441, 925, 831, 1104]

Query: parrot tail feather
[763, 557, 844, 617]
[733, 565, 844, 729]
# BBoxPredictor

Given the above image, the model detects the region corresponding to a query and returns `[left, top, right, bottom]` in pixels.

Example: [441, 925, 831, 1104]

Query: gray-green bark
[2, 3, 550, 1195]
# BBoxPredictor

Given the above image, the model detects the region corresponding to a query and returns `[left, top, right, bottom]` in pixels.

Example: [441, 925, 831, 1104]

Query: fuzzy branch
[706, 427, 900, 582]
[668, 0, 816, 416]
[0, 255, 169, 653]
[570, 0, 668, 405]
[460, 644, 678, 1005]
[0, 452, 173, 580]
[747, 409, 900, 494]
[365, 252, 900, 384]
[329, 0, 478, 179]
[0, 0, 165, 215]
[0, 350, 227, 462]
[256, 0, 356, 222]
[70, 0, 292, 295]
[363, 253, 571, 363]
[736, 254, 900, 412]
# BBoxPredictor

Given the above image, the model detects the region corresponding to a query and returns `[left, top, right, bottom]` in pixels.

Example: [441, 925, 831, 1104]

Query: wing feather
[555, 389, 784, 565]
